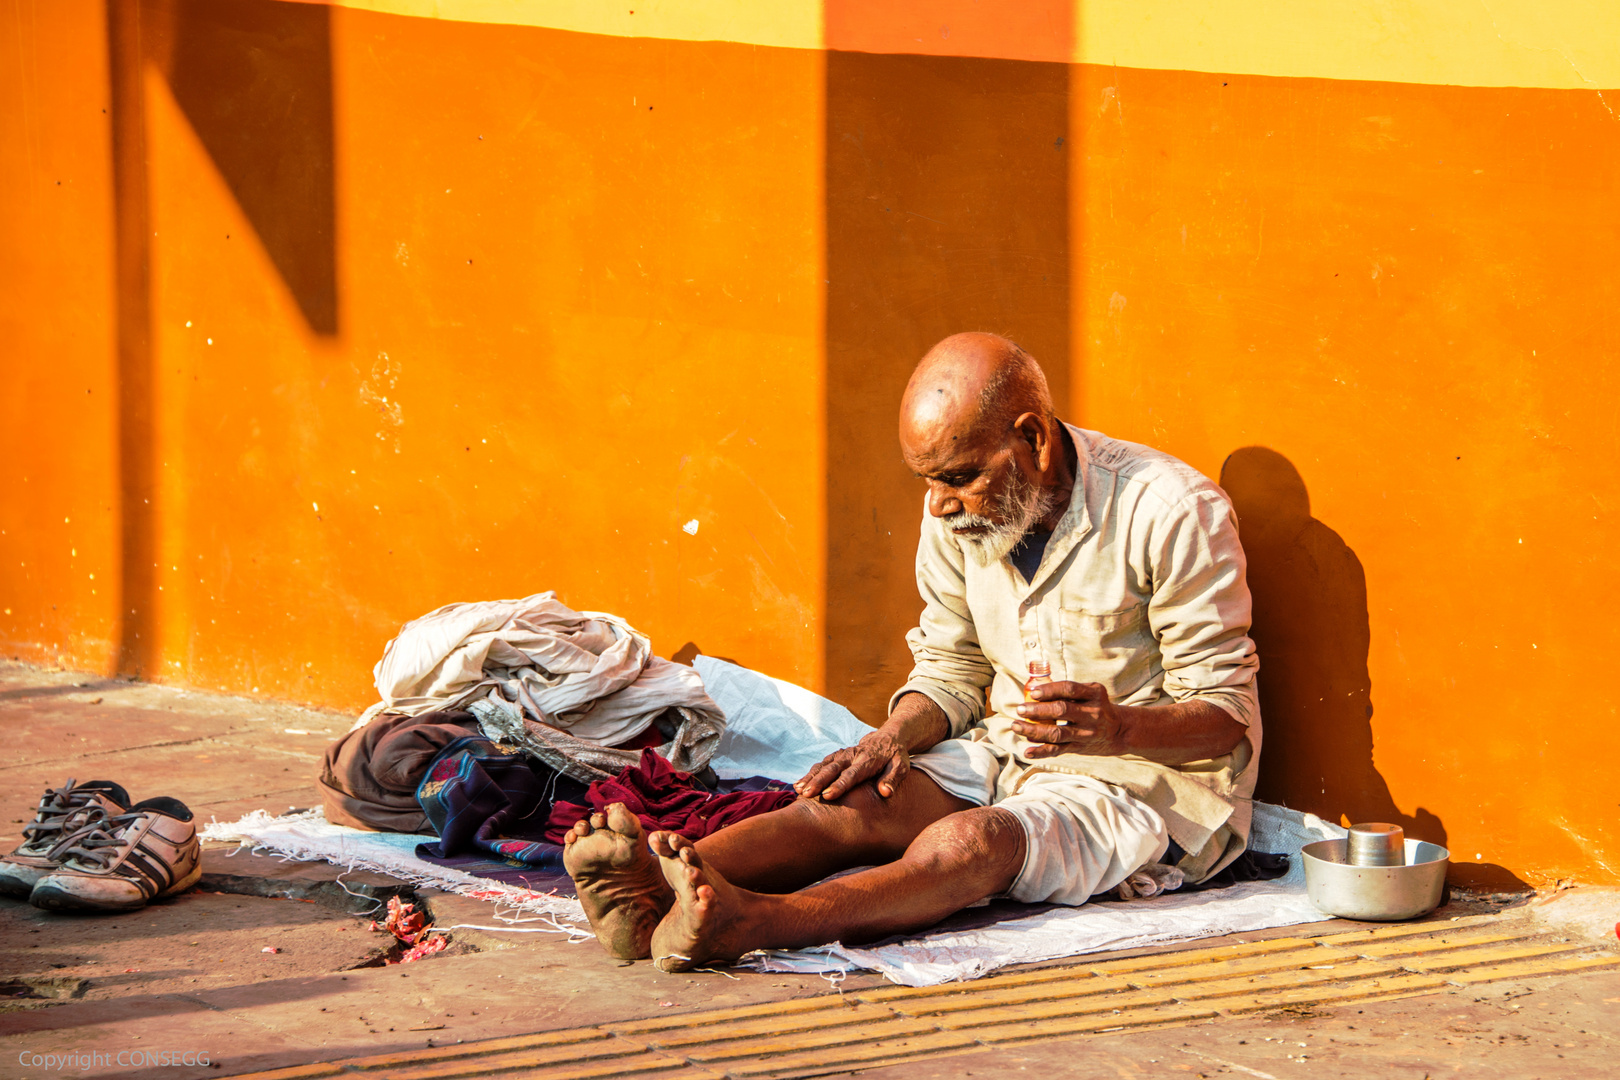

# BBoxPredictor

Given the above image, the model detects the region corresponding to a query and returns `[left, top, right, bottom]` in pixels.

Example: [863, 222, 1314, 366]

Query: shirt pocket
[1058, 603, 1160, 700]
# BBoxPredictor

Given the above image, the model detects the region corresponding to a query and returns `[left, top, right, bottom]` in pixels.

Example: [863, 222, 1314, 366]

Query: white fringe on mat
[201, 808, 588, 929]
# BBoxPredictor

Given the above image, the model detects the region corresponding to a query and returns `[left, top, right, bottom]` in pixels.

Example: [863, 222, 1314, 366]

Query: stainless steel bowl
[1302, 838, 1449, 921]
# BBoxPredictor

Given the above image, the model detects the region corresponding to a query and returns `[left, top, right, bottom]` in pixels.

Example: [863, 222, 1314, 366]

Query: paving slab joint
[200, 870, 420, 916]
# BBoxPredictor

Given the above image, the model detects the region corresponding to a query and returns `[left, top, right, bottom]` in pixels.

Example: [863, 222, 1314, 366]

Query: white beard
[943, 468, 1059, 568]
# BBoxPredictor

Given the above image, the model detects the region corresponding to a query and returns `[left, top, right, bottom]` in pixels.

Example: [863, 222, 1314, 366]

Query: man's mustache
[942, 512, 999, 532]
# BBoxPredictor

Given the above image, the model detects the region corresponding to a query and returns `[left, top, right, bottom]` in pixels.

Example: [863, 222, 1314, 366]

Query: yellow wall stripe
[309, 0, 1620, 89]
[314, 0, 820, 52]
[1084, 0, 1620, 90]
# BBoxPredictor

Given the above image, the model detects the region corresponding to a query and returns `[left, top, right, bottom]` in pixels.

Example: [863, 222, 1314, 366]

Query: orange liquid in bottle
[1025, 660, 1065, 724]
[1024, 660, 1051, 700]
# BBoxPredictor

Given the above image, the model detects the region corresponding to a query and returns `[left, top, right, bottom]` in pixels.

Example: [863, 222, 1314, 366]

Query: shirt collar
[1012, 421, 1093, 595]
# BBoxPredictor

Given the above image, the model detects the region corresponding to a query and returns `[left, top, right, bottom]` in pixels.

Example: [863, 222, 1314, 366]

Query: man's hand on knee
[796, 693, 951, 801]
[794, 729, 910, 801]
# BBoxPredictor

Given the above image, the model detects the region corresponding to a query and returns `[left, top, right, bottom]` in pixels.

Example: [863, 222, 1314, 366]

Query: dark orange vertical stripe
[824, 52, 1070, 722]
[107, 0, 156, 677]
[826, 0, 1072, 64]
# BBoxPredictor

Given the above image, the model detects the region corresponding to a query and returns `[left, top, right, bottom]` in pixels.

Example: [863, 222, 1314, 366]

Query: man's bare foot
[562, 803, 674, 959]
[649, 832, 763, 972]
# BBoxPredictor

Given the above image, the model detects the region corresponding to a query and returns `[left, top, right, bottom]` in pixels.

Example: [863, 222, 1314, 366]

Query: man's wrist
[887, 691, 951, 752]
[1108, 698, 1246, 764]
[1110, 703, 1141, 756]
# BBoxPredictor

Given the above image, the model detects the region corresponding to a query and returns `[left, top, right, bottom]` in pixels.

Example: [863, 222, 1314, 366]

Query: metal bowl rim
[1301, 837, 1451, 868]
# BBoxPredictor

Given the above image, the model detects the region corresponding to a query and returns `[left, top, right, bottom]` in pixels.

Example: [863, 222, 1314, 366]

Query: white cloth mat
[199, 809, 588, 926]
[209, 655, 1348, 985]
[748, 801, 1343, 984]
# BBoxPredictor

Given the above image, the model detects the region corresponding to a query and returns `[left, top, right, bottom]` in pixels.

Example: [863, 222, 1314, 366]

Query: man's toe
[604, 802, 643, 837]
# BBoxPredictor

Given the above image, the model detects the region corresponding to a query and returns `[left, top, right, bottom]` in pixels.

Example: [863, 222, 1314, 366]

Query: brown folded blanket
[317, 710, 480, 832]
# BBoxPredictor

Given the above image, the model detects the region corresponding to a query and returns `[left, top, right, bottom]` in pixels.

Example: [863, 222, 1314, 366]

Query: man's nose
[927, 484, 962, 518]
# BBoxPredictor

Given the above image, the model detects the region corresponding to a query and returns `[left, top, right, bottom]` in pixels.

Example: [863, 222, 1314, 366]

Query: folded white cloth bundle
[354, 592, 726, 778]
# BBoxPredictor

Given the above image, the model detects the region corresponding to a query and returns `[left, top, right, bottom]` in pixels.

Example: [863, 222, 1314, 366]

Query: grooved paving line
[225, 916, 1619, 1080]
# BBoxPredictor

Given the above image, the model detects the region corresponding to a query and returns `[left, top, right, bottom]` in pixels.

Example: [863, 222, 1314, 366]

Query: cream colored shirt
[890, 423, 1262, 879]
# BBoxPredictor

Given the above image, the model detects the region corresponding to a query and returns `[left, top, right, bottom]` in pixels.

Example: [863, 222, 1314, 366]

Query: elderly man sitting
[564, 331, 1260, 970]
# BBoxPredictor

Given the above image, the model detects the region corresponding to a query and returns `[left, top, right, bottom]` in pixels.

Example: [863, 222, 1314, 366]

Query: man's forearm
[884, 692, 953, 754]
[1116, 698, 1247, 765]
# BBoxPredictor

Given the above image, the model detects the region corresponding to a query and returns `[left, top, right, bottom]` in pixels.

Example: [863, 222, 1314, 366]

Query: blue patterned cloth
[413, 736, 585, 881]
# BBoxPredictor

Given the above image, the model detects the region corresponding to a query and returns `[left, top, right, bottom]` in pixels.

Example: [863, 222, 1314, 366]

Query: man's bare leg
[563, 771, 971, 959]
[648, 805, 1027, 971]
[697, 771, 973, 893]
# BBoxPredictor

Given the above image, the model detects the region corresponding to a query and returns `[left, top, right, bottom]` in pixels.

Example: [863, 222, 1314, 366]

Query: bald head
[899, 333, 1054, 463]
[898, 334, 1069, 562]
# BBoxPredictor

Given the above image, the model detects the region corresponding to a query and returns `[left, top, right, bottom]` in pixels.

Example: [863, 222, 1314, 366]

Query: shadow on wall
[823, 52, 1070, 724]
[670, 642, 741, 669]
[1220, 448, 1429, 829]
[105, 0, 336, 676]
[1224, 447, 1526, 890]
[1221, 449, 1447, 831]
[156, 0, 338, 334]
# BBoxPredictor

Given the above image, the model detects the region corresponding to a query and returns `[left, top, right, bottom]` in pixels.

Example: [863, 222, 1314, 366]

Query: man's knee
[791, 778, 928, 854]
[909, 806, 1027, 886]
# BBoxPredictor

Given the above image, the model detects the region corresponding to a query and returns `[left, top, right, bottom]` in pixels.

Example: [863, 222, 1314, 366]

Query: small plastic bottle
[1024, 660, 1066, 725]
[1023, 659, 1051, 699]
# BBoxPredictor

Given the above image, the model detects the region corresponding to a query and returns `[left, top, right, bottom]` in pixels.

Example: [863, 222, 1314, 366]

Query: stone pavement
[0, 661, 1616, 1079]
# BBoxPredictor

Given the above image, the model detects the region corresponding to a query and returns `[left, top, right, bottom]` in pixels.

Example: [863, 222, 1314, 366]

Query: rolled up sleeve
[888, 506, 993, 739]
[1145, 491, 1259, 726]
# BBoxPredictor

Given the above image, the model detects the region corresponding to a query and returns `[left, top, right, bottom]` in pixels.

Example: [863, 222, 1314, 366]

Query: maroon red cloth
[543, 749, 797, 844]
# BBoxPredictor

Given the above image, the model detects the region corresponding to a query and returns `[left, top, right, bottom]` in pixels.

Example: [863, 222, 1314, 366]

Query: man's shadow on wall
[1219, 447, 1448, 847]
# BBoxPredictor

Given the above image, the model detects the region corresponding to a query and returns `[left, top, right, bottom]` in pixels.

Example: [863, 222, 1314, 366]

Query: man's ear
[1013, 411, 1048, 468]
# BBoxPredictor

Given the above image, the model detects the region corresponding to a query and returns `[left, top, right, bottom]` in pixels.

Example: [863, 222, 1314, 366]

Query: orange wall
[1, 1, 120, 667]
[2, 1, 825, 697]
[3, 0, 1617, 888]
[1068, 66, 1620, 888]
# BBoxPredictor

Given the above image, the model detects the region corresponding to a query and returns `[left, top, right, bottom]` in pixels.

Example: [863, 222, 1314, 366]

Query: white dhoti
[910, 736, 1170, 906]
